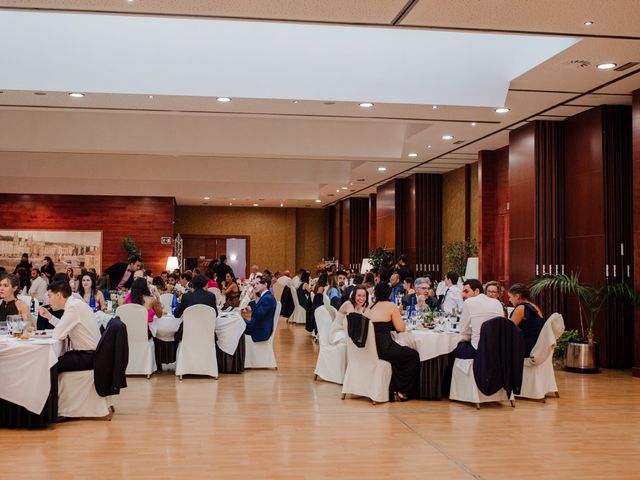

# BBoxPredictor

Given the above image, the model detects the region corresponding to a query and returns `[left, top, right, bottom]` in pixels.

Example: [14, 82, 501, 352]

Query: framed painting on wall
[0, 229, 102, 274]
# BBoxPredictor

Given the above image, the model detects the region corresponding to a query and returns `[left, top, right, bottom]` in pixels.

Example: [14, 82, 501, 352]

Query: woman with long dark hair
[508, 283, 545, 356]
[125, 277, 163, 322]
[41, 256, 56, 280]
[364, 282, 420, 401]
[78, 272, 105, 311]
[221, 271, 239, 296]
[0, 273, 32, 324]
[330, 284, 369, 345]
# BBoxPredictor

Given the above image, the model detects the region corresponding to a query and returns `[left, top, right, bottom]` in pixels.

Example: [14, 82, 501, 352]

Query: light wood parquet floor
[2, 318, 640, 479]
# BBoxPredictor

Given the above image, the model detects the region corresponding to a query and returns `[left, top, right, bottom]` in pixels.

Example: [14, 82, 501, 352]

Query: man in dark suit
[173, 274, 218, 318]
[103, 256, 142, 290]
[213, 255, 232, 284]
[242, 276, 276, 342]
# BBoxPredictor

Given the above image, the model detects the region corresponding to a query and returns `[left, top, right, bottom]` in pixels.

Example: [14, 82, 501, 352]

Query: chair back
[270, 301, 282, 340]
[314, 307, 333, 347]
[209, 287, 223, 305]
[290, 285, 300, 308]
[182, 304, 217, 345]
[115, 304, 149, 344]
[345, 320, 379, 365]
[159, 293, 173, 314]
[272, 282, 285, 302]
[322, 293, 330, 308]
[529, 313, 565, 365]
[326, 304, 337, 320]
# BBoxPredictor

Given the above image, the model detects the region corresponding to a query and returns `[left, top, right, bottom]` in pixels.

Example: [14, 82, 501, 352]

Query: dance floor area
[3, 318, 640, 480]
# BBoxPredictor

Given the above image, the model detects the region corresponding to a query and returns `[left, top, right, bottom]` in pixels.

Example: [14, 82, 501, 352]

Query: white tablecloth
[149, 316, 181, 342]
[392, 330, 462, 362]
[216, 311, 246, 355]
[0, 336, 63, 414]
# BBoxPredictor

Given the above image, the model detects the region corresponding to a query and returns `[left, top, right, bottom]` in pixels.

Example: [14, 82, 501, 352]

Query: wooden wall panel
[632, 89, 640, 376]
[0, 194, 174, 275]
[479, 147, 509, 285]
[508, 124, 537, 284]
[376, 180, 397, 251]
[368, 193, 377, 252]
[417, 174, 443, 281]
[341, 199, 351, 267]
[403, 176, 417, 268]
[348, 198, 369, 271]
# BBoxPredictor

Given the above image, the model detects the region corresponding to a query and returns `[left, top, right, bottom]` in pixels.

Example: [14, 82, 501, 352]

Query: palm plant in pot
[530, 271, 640, 372]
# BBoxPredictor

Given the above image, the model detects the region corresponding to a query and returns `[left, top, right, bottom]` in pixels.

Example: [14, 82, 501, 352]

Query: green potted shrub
[368, 247, 394, 270]
[530, 271, 640, 373]
[443, 239, 477, 277]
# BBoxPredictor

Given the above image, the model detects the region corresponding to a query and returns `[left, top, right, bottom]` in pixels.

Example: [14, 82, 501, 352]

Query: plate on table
[32, 331, 53, 339]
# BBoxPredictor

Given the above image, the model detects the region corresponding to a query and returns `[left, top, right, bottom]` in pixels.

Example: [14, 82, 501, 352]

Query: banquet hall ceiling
[0, 1, 639, 207]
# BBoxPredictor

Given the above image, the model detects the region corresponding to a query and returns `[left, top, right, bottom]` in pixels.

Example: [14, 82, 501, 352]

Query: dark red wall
[0, 194, 174, 275]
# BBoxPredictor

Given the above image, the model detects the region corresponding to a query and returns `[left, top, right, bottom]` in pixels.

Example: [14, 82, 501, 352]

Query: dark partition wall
[632, 89, 640, 377]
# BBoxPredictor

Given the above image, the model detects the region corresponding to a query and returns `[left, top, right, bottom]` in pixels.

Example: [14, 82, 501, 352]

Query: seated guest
[485, 280, 509, 317]
[160, 270, 169, 283]
[336, 270, 348, 293]
[222, 292, 240, 312]
[47, 281, 101, 372]
[15, 267, 30, 295]
[292, 269, 305, 289]
[402, 277, 438, 310]
[242, 276, 276, 342]
[173, 274, 218, 318]
[439, 271, 464, 314]
[362, 272, 375, 294]
[125, 277, 163, 323]
[104, 255, 143, 290]
[395, 254, 414, 281]
[402, 277, 415, 297]
[175, 272, 192, 294]
[365, 282, 420, 401]
[389, 272, 404, 301]
[221, 271, 240, 297]
[39, 272, 74, 328]
[248, 264, 262, 283]
[28, 267, 48, 303]
[167, 274, 178, 288]
[0, 274, 33, 324]
[65, 267, 77, 292]
[455, 279, 504, 359]
[332, 284, 368, 345]
[297, 271, 312, 310]
[325, 275, 342, 309]
[508, 283, 545, 357]
[152, 276, 167, 294]
[78, 271, 106, 311]
[341, 274, 363, 304]
[205, 269, 219, 289]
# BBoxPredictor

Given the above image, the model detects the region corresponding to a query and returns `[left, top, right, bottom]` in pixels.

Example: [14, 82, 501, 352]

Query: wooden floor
[3, 319, 640, 479]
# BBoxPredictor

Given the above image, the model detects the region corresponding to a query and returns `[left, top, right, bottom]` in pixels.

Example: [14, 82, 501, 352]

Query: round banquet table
[392, 329, 462, 400]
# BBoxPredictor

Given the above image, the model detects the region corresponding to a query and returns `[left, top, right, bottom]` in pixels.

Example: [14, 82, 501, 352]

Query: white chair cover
[209, 287, 223, 306]
[341, 321, 392, 404]
[272, 282, 285, 303]
[325, 304, 337, 320]
[116, 304, 156, 377]
[289, 285, 307, 324]
[58, 370, 111, 418]
[518, 313, 564, 400]
[175, 304, 218, 379]
[159, 293, 174, 314]
[314, 307, 347, 384]
[449, 358, 513, 407]
[244, 301, 281, 369]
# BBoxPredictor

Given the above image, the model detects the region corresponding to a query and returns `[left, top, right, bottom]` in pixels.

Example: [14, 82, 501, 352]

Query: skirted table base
[418, 354, 450, 400]
[216, 336, 245, 374]
[0, 366, 58, 429]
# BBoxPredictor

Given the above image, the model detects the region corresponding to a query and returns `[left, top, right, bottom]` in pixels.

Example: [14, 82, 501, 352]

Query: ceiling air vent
[614, 62, 640, 72]
[453, 140, 465, 145]
[560, 59, 591, 69]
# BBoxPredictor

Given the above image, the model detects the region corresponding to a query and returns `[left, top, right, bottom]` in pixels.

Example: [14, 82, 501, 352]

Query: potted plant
[530, 271, 640, 373]
[443, 239, 477, 277]
[368, 247, 394, 271]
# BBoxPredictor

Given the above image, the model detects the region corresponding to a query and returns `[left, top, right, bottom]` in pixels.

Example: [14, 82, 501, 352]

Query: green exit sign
[161, 237, 172, 245]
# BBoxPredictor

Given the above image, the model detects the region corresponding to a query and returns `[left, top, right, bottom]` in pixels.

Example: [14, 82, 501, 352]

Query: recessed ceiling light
[442, 135, 454, 140]
[253, 203, 258, 207]
[203, 196, 210, 200]
[378, 167, 387, 171]
[280, 203, 284, 207]
[229, 203, 233, 206]
[217, 97, 231, 102]
[597, 63, 617, 70]
[69, 93, 84, 98]
[336, 189, 340, 193]
[341, 186, 348, 190]
[495, 107, 510, 113]
[148, 95, 153, 99]
[359, 102, 374, 108]
[471, 122, 476, 126]
[427, 145, 432, 149]
[315, 199, 322, 203]
[408, 153, 418, 157]
[232, 198, 236, 201]
[292, 100, 299, 104]
[432, 105, 438, 110]
[584, 21, 594, 26]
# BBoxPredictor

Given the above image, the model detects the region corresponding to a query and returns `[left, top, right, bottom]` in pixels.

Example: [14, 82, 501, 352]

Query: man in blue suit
[242, 275, 276, 342]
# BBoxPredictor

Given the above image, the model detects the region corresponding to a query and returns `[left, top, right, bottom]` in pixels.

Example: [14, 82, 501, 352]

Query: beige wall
[174, 206, 325, 273]
[296, 209, 328, 272]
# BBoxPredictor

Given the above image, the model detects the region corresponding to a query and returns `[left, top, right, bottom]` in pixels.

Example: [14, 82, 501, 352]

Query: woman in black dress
[0, 273, 32, 323]
[508, 283, 546, 357]
[365, 282, 420, 401]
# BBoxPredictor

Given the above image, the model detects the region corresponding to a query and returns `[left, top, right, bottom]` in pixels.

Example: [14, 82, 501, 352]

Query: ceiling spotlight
[315, 199, 322, 203]
[471, 122, 476, 126]
[253, 203, 258, 207]
[597, 63, 617, 70]
[336, 189, 340, 193]
[217, 97, 231, 102]
[280, 203, 284, 207]
[341, 186, 348, 190]
[495, 107, 510, 113]
[584, 21, 594, 26]
[442, 135, 454, 140]
[359, 102, 374, 108]
[378, 167, 387, 172]
[408, 153, 418, 157]
[427, 145, 432, 149]
[203, 196, 210, 200]
[229, 203, 233, 206]
[148, 95, 154, 99]
[432, 105, 438, 110]
[69, 93, 84, 98]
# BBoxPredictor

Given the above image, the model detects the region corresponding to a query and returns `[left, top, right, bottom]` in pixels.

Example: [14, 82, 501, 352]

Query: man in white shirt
[248, 265, 262, 283]
[292, 269, 305, 289]
[45, 281, 101, 372]
[439, 271, 464, 314]
[455, 278, 504, 359]
[28, 267, 48, 303]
